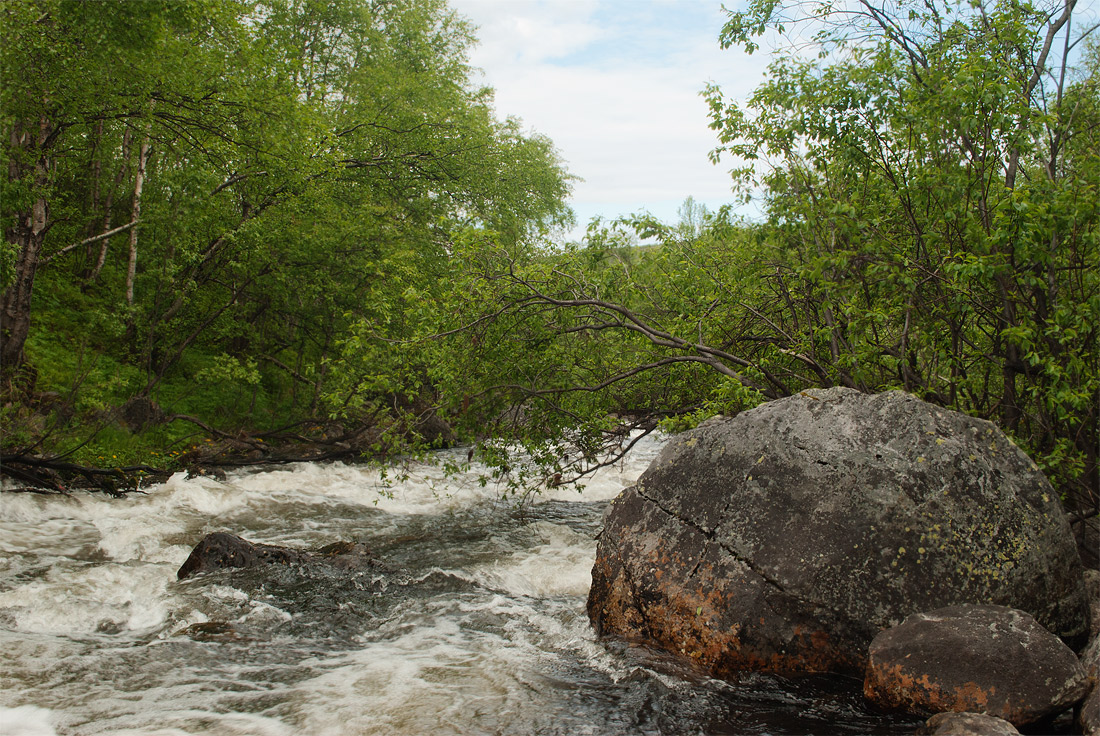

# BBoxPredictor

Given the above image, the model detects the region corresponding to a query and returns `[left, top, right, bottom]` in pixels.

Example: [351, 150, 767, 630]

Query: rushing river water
[1, 436, 921, 735]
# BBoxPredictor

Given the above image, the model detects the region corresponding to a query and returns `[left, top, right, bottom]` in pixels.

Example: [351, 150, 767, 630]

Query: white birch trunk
[125, 138, 150, 306]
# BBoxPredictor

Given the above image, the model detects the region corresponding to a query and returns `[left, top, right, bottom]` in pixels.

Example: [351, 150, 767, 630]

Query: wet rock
[181, 620, 248, 642]
[185, 466, 227, 481]
[587, 389, 1089, 678]
[863, 604, 1088, 726]
[1080, 633, 1100, 735]
[916, 712, 1019, 735]
[177, 532, 380, 580]
[1082, 684, 1100, 736]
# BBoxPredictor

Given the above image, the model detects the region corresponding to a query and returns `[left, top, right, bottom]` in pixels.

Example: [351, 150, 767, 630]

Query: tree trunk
[1, 117, 51, 380]
[82, 119, 104, 276]
[88, 127, 132, 285]
[1, 216, 45, 374]
[126, 137, 150, 306]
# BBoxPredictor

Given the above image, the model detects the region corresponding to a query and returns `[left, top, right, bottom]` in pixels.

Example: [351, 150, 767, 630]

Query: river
[1, 435, 920, 735]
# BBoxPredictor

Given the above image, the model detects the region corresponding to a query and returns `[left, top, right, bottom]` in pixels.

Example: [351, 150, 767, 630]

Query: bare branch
[212, 171, 267, 195]
[43, 220, 140, 265]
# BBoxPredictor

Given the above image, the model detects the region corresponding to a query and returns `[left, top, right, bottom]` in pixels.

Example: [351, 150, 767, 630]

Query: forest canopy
[1, 0, 1096, 530]
[1, 0, 571, 483]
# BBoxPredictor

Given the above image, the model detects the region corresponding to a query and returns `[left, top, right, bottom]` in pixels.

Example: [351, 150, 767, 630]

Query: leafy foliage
[1, 0, 571, 477]
[3, 0, 1095, 525]
[703, 0, 1098, 509]
[424, 1, 1097, 512]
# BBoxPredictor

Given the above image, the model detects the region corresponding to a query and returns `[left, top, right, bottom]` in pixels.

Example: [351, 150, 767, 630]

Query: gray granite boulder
[587, 389, 1089, 677]
[863, 604, 1087, 726]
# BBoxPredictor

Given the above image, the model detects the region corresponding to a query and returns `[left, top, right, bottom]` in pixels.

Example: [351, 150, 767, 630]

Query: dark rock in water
[177, 532, 306, 579]
[185, 466, 227, 481]
[177, 532, 381, 580]
[181, 620, 248, 642]
[863, 604, 1088, 726]
[587, 388, 1089, 678]
[916, 712, 1020, 735]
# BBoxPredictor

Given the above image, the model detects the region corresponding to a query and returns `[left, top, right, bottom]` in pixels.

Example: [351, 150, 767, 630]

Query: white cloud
[450, 0, 770, 237]
[459, 0, 607, 66]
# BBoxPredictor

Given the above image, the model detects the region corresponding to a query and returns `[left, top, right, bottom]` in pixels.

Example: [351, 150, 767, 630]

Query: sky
[447, 0, 769, 238]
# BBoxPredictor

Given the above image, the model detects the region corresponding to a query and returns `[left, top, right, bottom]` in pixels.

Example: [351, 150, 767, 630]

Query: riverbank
[1, 391, 460, 495]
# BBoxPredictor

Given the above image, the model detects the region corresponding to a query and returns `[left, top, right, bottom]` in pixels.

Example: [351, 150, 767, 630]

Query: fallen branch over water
[0, 453, 168, 495]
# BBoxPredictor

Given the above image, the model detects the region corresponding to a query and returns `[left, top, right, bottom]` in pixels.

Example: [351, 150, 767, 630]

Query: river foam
[0, 432, 921, 735]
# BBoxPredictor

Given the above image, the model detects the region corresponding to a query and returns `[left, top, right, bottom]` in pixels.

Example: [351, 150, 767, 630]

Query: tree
[425, 0, 1098, 512]
[1, 0, 266, 380]
[401, 207, 782, 493]
[704, 0, 1098, 509]
[1, 0, 573, 476]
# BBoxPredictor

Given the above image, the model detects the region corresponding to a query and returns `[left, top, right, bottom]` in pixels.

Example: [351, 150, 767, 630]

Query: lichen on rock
[587, 388, 1090, 677]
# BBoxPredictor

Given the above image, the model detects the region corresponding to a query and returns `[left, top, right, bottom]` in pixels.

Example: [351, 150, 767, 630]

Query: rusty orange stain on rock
[865, 663, 1007, 719]
[625, 581, 863, 677]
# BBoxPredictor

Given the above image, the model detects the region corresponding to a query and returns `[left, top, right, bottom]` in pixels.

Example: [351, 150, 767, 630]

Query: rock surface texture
[1086, 569, 1100, 641]
[587, 388, 1089, 677]
[863, 604, 1087, 726]
[177, 532, 381, 580]
[1079, 633, 1100, 735]
[915, 712, 1020, 735]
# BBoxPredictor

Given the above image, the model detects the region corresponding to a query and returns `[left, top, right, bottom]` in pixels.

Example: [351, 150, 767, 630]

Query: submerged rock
[587, 388, 1089, 677]
[177, 532, 381, 580]
[863, 604, 1087, 726]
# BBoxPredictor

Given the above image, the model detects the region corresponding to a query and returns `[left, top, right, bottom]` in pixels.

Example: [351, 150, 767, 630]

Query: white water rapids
[1, 436, 917, 736]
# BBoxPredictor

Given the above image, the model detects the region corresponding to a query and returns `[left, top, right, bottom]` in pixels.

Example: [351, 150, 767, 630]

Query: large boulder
[587, 388, 1089, 677]
[863, 604, 1088, 726]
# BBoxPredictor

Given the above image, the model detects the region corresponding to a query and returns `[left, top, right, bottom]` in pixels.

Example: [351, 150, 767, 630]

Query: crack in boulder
[635, 479, 848, 643]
